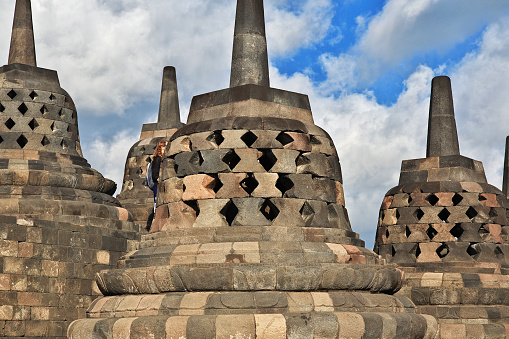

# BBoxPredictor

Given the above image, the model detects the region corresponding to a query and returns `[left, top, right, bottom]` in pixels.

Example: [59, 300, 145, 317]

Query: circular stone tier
[394, 262, 509, 337]
[376, 181, 509, 265]
[70, 310, 437, 339]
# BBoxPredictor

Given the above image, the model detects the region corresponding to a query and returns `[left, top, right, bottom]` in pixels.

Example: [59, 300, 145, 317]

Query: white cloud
[356, 0, 509, 79]
[266, 0, 335, 57]
[82, 129, 139, 194]
[451, 16, 509, 188]
[0, 0, 337, 117]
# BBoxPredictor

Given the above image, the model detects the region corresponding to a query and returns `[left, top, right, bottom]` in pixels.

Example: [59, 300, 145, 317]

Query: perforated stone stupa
[375, 76, 509, 337]
[68, 0, 437, 338]
[117, 66, 183, 230]
[0, 1, 139, 337]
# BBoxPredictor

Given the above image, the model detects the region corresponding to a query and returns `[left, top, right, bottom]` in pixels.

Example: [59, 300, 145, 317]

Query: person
[146, 140, 167, 210]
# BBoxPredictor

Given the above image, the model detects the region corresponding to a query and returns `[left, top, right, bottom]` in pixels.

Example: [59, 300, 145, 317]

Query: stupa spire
[426, 76, 460, 157]
[8, 0, 36, 66]
[503, 136, 509, 198]
[230, 0, 269, 88]
[157, 66, 181, 126]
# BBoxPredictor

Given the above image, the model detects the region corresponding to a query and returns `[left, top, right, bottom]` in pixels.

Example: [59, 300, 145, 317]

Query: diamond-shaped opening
[426, 193, 439, 206]
[413, 208, 424, 221]
[276, 132, 294, 146]
[49, 94, 56, 101]
[450, 223, 464, 240]
[222, 150, 241, 170]
[212, 175, 223, 193]
[0, 136, 3, 144]
[466, 207, 478, 219]
[258, 149, 277, 171]
[489, 208, 499, 218]
[478, 225, 489, 237]
[7, 90, 17, 99]
[0, 103, 4, 112]
[452, 193, 463, 206]
[240, 131, 258, 147]
[391, 245, 396, 257]
[60, 139, 68, 150]
[467, 243, 479, 257]
[18, 103, 28, 115]
[240, 174, 259, 195]
[300, 201, 315, 223]
[436, 243, 450, 258]
[67, 125, 72, 136]
[220, 200, 238, 226]
[438, 208, 450, 222]
[396, 209, 401, 219]
[29, 91, 38, 100]
[495, 246, 504, 259]
[276, 174, 294, 196]
[50, 122, 56, 132]
[407, 194, 413, 204]
[5, 118, 15, 130]
[184, 200, 200, 217]
[58, 109, 64, 117]
[479, 195, 487, 202]
[309, 135, 321, 145]
[405, 226, 412, 238]
[260, 199, 279, 221]
[40, 105, 48, 115]
[28, 118, 39, 130]
[426, 225, 438, 240]
[206, 131, 224, 146]
[41, 136, 50, 146]
[385, 227, 390, 239]
[416, 244, 421, 258]
[17, 134, 28, 148]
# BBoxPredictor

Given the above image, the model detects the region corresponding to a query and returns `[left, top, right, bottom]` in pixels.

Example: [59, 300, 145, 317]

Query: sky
[1, 0, 509, 249]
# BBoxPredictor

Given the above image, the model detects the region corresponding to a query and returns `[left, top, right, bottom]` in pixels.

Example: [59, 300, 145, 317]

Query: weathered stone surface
[269, 149, 298, 173]
[231, 198, 271, 226]
[182, 174, 216, 201]
[232, 148, 266, 172]
[193, 199, 230, 228]
[200, 149, 231, 173]
[216, 173, 248, 199]
[251, 173, 280, 197]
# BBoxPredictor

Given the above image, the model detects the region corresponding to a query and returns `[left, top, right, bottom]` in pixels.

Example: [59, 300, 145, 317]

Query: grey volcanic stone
[426, 76, 460, 157]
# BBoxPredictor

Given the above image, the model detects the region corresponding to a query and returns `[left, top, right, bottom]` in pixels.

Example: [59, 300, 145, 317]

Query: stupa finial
[8, 0, 36, 66]
[157, 66, 181, 126]
[230, 0, 269, 88]
[503, 136, 509, 198]
[426, 76, 460, 157]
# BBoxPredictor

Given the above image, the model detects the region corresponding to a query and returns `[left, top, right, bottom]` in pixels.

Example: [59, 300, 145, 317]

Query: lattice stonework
[150, 117, 352, 235]
[0, 88, 81, 156]
[376, 183, 509, 264]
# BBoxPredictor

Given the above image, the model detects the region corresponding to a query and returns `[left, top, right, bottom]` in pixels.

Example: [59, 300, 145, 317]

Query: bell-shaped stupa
[0, 1, 139, 337]
[117, 66, 183, 230]
[375, 76, 509, 336]
[68, 1, 437, 337]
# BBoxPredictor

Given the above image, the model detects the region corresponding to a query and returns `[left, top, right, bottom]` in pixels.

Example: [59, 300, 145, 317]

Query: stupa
[375, 76, 509, 337]
[117, 66, 183, 230]
[68, 0, 437, 338]
[0, 1, 139, 337]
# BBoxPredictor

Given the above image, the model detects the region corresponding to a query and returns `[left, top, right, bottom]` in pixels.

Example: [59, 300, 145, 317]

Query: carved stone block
[182, 174, 216, 201]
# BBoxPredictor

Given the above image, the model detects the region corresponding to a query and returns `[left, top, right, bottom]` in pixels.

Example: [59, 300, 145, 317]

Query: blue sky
[1, 0, 509, 249]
